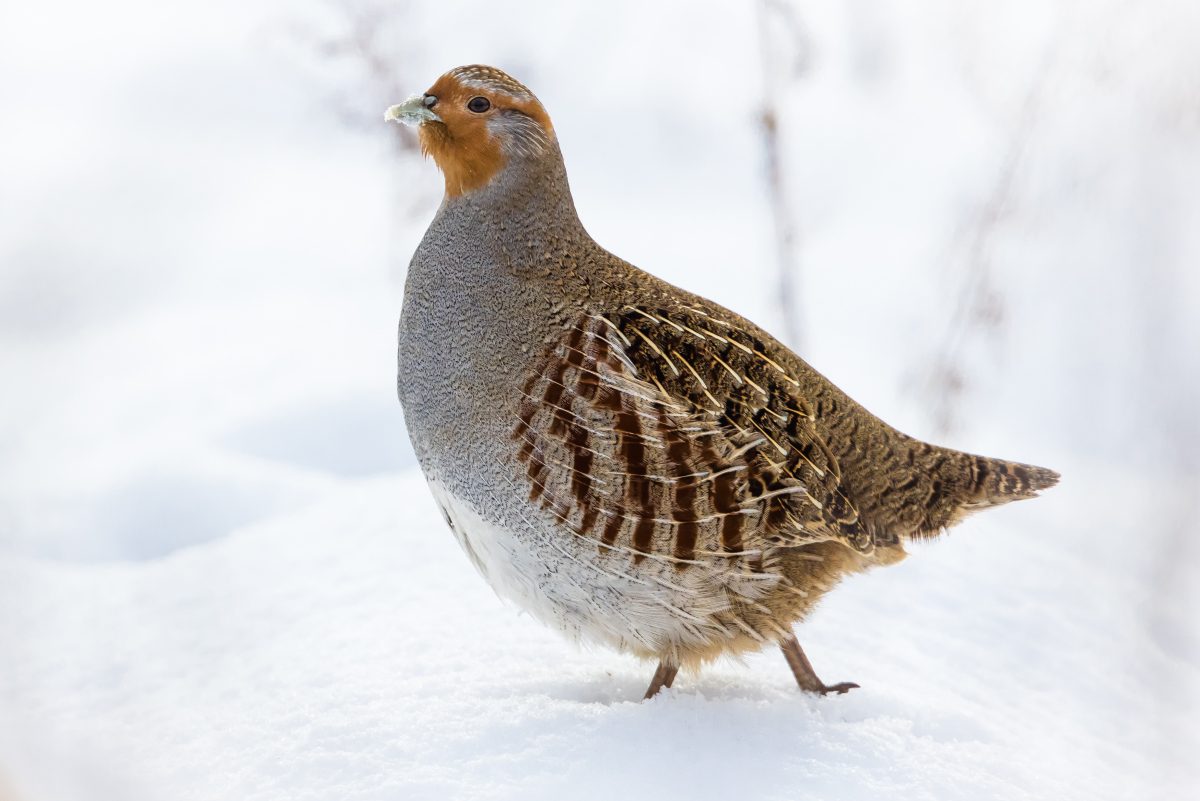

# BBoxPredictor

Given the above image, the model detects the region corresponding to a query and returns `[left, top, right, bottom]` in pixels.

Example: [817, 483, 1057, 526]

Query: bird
[386, 65, 1059, 700]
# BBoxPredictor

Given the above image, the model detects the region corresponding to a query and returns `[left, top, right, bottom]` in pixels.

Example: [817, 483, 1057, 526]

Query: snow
[1, 0, 1198, 798]
[1, 468, 1193, 800]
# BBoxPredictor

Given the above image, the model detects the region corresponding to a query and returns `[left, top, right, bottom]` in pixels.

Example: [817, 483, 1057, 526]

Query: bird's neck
[437, 141, 589, 249]
[401, 141, 600, 438]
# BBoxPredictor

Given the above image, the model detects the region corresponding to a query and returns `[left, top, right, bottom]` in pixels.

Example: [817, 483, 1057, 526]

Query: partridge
[386, 65, 1058, 699]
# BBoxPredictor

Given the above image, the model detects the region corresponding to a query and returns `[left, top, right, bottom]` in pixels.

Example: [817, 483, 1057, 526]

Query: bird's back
[522, 251, 1060, 558]
[647, 273, 1061, 549]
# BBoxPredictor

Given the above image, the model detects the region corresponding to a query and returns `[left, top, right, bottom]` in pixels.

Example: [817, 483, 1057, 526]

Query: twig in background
[287, 0, 443, 280]
[288, 0, 421, 157]
[924, 43, 1057, 435]
[756, 0, 813, 352]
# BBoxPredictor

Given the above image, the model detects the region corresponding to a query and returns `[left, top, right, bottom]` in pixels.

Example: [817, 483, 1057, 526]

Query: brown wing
[606, 302, 1057, 548]
[612, 303, 872, 553]
[619, 301, 1060, 548]
[510, 306, 870, 573]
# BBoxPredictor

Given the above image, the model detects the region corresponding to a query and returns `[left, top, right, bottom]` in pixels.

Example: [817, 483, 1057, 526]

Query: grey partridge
[386, 65, 1058, 699]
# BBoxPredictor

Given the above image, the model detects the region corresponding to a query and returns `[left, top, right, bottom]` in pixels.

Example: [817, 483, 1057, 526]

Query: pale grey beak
[384, 95, 441, 126]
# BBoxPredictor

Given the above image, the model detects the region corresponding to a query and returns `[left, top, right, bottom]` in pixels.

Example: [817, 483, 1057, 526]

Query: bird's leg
[643, 661, 678, 699]
[780, 634, 859, 695]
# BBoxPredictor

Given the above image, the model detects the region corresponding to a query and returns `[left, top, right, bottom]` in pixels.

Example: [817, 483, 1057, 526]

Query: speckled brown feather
[512, 278, 1059, 569]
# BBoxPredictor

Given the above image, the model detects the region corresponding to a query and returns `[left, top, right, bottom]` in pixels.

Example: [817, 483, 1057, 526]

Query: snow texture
[1, 0, 1198, 798]
[1, 469, 1195, 800]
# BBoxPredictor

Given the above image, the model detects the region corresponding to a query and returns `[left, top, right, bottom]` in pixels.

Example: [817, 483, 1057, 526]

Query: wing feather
[510, 307, 872, 571]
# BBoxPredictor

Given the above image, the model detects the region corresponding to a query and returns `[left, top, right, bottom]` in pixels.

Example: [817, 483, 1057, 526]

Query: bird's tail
[940, 451, 1060, 528]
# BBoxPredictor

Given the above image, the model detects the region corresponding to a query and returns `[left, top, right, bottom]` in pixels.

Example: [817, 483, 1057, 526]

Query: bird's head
[385, 65, 555, 198]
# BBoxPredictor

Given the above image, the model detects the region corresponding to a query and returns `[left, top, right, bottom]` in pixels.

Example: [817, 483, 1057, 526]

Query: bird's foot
[815, 681, 859, 696]
[643, 661, 678, 699]
[779, 634, 859, 696]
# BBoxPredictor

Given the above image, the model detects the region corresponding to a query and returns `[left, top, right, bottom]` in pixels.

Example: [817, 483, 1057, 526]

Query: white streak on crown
[447, 64, 534, 100]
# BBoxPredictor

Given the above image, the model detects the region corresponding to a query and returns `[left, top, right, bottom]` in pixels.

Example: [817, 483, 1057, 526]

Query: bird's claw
[818, 681, 860, 695]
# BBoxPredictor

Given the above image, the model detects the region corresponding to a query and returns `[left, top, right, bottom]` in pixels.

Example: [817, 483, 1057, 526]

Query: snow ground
[1, 0, 1199, 798]
[0, 462, 1195, 801]
[1, 466, 1195, 801]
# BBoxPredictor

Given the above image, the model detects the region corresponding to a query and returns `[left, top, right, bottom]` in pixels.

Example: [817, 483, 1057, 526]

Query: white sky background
[1, 0, 1198, 798]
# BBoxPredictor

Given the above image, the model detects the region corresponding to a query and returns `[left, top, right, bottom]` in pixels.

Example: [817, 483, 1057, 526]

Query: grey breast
[397, 197, 560, 513]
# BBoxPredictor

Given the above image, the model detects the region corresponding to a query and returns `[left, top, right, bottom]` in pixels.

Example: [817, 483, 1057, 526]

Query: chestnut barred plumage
[388, 65, 1058, 698]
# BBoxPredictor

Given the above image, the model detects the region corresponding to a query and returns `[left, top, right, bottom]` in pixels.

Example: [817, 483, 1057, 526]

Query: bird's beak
[384, 95, 441, 127]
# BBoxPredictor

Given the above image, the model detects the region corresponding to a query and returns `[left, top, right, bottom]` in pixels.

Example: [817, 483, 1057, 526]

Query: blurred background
[1, 0, 1198, 797]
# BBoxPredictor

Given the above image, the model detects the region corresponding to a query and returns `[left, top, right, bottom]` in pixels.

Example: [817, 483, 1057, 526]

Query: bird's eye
[423, 95, 437, 108]
[467, 96, 491, 113]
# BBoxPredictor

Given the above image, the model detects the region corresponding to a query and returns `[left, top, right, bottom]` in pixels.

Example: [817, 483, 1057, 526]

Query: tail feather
[888, 447, 1060, 541]
[829, 425, 1060, 545]
[949, 453, 1060, 523]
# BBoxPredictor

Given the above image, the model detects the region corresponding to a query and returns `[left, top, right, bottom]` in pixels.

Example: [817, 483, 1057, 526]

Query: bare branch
[288, 0, 422, 156]
[756, 0, 814, 351]
[923, 43, 1057, 435]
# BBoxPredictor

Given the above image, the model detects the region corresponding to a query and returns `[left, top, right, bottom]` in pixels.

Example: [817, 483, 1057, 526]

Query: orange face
[414, 67, 555, 197]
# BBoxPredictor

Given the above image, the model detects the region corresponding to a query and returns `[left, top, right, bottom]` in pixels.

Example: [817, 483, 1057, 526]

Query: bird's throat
[419, 122, 507, 197]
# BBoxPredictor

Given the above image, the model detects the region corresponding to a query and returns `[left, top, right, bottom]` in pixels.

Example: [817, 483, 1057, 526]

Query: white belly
[426, 477, 779, 662]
